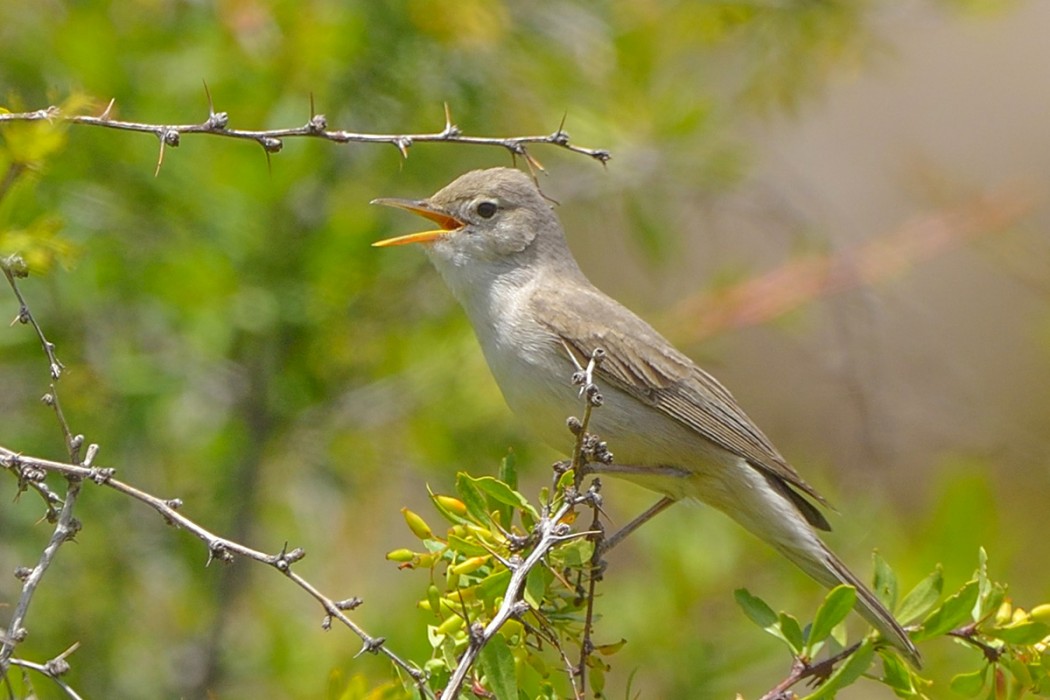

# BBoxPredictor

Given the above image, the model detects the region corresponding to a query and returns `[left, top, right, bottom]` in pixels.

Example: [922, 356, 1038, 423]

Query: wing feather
[533, 282, 832, 529]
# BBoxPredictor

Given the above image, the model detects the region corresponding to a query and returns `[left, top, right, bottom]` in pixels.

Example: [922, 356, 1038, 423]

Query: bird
[371, 167, 920, 665]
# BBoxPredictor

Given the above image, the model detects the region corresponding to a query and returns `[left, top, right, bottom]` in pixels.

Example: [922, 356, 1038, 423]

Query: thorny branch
[441, 347, 610, 700]
[0, 258, 428, 697]
[1, 99, 611, 176]
[0, 446, 428, 691]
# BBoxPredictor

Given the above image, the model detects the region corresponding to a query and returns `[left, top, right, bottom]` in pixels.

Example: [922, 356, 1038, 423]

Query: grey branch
[0, 447, 428, 693]
[442, 496, 591, 699]
[0, 100, 611, 175]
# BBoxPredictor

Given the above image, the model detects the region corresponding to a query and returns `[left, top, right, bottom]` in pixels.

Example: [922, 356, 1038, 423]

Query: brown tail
[785, 544, 922, 667]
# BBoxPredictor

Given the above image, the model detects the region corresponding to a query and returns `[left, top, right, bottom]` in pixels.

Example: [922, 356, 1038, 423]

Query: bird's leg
[599, 495, 676, 554]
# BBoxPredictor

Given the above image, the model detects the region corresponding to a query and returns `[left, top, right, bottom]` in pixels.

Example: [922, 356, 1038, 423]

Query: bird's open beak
[370, 198, 464, 247]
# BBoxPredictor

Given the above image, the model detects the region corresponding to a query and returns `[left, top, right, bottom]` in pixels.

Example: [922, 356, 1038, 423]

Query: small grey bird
[372, 167, 919, 665]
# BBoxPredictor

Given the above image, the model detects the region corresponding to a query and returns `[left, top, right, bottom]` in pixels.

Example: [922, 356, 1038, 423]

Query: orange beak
[370, 198, 464, 247]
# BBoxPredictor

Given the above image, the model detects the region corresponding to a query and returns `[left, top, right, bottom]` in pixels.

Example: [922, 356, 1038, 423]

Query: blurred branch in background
[670, 185, 1038, 342]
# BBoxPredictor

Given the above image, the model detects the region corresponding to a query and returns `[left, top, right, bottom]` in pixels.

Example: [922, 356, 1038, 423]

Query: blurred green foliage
[1, 1, 1044, 699]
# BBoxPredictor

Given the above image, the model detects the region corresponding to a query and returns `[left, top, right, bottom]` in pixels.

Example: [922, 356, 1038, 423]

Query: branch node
[14, 566, 32, 582]
[308, 113, 327, 132]
[207, 111, 229, 130]
[87, 467, 114, 485]
[336, 597, 363, 611]
[357, 636, 386, 657]
[207, 541, 235, 565]
[260, 136, 283, 153]
[394, 136, 412, 158]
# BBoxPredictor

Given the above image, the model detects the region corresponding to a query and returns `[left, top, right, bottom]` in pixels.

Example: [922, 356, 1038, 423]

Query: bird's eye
[476, 201, 498, 219]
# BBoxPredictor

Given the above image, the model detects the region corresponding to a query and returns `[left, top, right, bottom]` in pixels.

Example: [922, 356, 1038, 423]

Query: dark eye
[476, 201, 498, 219]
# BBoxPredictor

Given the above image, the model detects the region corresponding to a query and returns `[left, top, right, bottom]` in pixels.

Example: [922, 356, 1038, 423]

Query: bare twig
[0, 446, 428, 691]
[0, 101, 612, 174]
[0, 472, 84, 671]
[7, 651, 85, 700]
[2, 258, 62, 381]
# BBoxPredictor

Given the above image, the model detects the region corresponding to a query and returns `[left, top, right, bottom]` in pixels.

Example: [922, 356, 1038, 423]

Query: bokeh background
[2, 1, 1048, 698]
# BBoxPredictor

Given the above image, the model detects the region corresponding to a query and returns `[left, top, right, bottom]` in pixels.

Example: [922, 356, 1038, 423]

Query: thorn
[441, 102, 460, 137]
[203, 80, 214, 114]
[524, 149, 546, 175]
[154, 139, 166, 177]
[395, 136, 411, 159]
[310, 92, 315, 118]
[99, 98, 116, 121]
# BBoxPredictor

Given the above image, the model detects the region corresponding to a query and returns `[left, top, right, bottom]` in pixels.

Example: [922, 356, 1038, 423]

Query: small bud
[436, 614, 465, 636]
[435, 495, 467, 516]
[14, 566, 32, 581]
[402, 507, 434, 540]
[308, 113, 327, 132]
[163, 129, 180, 147]
[450, 556, 488, 576]
[427, 584, 441, 614]
[385, 548, 416, 563]
[566, 416, 583, 435]
[1030, 604, 1050, 624]
[261, 137, 283, 153]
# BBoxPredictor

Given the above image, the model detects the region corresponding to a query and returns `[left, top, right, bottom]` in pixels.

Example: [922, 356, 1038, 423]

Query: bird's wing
[532, 282, 832, 528]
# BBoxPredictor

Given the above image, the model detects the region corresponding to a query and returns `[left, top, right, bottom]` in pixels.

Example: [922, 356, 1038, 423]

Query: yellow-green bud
[450, 556, 488, 576]
[436, 614, 465, 636]
[386, 548, 416, 563]
[402, 507, 434, 540]
[436, 495, 468, 515]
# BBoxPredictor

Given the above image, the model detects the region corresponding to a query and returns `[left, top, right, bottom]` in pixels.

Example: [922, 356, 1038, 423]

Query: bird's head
[372, 168, 570, 272]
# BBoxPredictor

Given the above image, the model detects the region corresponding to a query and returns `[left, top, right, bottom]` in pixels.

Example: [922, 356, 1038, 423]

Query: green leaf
[447, 534, 491, 557]
[950, 667, 989, 697]
[468, 475, 540, 520]
[809, 586, 857, 650]
[499, 450, 518, 490]
[479, 632, 518, 700]
[734, 589, 796, 651]
[989, 620, 1050, 644]
[547, 537, 593, 569]
[973, 547, 996, 621]
[800, 639, 875, 700]
[873, 552, 898, 611]
[475, 569, 513, 604]
[896, 566, 944, 624]
[1001, 656, 1034, 689]
[456, 472, 491, 524]
[779, 612, 806, 654]
[916, 579, 979, 640]
[735, 588, 778, 628]
[880, 652, 921, 696]
[525, 566, 552, 609]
